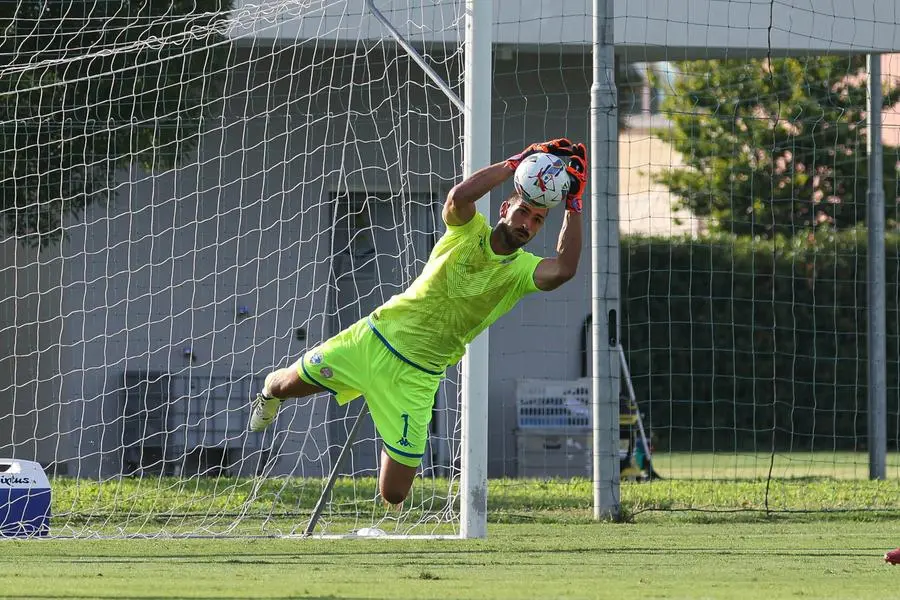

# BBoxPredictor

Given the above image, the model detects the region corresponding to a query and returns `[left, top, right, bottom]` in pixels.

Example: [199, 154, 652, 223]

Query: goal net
[5, 0, 900, 540]
[0, 0, 470, 537]
[615, 12, 900, 514]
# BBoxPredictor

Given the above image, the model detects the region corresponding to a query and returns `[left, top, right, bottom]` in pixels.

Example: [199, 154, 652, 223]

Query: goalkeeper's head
[495, 192, 548, 251]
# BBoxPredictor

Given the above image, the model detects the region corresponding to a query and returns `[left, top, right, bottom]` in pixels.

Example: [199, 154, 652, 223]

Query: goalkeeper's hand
[504, 137, 574, 171]
[565, 143, 588, 214]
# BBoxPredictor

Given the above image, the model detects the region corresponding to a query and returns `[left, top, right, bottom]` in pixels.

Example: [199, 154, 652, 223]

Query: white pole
[460, 0, 492, 539]
[591, 0, 621, 520]
[866, 54, 887, 480]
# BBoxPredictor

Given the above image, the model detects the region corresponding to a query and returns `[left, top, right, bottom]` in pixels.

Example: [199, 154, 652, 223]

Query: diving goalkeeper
[249, 138, 587, 504]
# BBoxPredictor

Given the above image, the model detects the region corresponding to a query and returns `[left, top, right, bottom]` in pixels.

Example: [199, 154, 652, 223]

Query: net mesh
[0, 0, 466, 537]
[3, 0, 900, 540]
[615, 22, 900, 512]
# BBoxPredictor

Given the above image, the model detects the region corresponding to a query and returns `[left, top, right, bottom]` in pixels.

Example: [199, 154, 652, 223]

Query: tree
[654, 55, 900, 238]
[0, 0, 232, 248]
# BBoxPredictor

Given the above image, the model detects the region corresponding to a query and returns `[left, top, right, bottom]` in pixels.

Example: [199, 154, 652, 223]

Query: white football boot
[249, 391, 282, 432]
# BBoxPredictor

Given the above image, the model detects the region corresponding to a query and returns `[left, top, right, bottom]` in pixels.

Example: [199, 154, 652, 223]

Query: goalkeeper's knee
[264, 368, 292, 398]
[380, 485, 408, 506]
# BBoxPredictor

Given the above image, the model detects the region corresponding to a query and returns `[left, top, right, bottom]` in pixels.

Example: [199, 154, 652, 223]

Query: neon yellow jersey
[369, 212, 544, 373]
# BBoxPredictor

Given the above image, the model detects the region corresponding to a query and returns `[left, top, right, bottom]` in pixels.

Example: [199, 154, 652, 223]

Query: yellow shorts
[295, 317, 442, 467]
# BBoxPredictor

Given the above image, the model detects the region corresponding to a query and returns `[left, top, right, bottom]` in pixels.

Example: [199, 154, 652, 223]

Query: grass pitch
[3, 453, 900, 599]
[2, 521, 899, 599]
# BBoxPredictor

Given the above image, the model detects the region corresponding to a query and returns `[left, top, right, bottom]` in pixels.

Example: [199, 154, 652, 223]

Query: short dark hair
[505, 190, 524, 204]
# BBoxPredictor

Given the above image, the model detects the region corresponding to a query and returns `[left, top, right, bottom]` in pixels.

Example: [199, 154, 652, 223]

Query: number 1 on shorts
[398, 413, 411, 448]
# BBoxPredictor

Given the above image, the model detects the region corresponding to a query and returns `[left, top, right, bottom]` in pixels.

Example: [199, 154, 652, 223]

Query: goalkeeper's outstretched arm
[534, 209, 582, 291]
[443, 162, 512, 226]
[533, 142, 588, 291]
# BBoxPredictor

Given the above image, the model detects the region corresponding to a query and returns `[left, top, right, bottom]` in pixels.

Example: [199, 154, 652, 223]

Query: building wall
[9, 42, 465, 478]
[879, 54, 900, 148]
[230, 0, 900, 58]
[0, 240, 63, 472]
[487, 50, 591, 475]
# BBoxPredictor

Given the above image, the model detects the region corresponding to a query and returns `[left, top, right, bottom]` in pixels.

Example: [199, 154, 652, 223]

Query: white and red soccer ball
[513, 152, 570, 209]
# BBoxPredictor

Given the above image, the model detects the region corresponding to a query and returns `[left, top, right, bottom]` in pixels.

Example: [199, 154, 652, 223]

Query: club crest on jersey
[310, 352, 323, 365]
[320, 367, 333, 379]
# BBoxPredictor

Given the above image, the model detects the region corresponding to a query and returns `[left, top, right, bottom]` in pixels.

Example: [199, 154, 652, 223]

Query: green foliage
[654, 56, 900, 237]
[622, 232, 900, 451]
[0, 0, 232, 247]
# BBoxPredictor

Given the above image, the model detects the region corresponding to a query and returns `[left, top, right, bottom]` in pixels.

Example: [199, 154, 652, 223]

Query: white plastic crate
[516, 378, 591, 429]
[516, 429, 592, 478]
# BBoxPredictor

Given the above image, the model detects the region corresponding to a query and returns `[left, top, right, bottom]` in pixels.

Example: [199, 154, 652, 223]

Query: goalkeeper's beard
[495, 222, 529, 251]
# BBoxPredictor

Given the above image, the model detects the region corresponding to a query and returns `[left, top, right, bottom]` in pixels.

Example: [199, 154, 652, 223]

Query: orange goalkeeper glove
[504, 137, 575, 170]
[565, 143, 587, 214]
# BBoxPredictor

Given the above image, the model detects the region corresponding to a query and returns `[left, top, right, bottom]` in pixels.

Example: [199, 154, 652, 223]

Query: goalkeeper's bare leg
[378, 449, 417, 505]
[249, 367, 323, 432]
[250, 366, 416, 505]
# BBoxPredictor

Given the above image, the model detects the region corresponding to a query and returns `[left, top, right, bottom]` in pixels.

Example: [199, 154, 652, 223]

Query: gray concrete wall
[487, 50, 592, 476]
[3, 43, 593, 479]
[230, 0, 900, 57]
[0, 239, 63, 472]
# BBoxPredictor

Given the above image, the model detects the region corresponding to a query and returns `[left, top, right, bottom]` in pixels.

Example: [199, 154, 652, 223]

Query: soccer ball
[513, 152, 570, 209]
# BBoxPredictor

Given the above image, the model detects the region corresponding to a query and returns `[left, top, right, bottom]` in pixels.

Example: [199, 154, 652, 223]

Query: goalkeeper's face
[496, 195, 548, 250]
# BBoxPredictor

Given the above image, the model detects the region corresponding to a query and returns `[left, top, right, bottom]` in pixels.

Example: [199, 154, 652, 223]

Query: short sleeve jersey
[369, 212, 544, 373]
